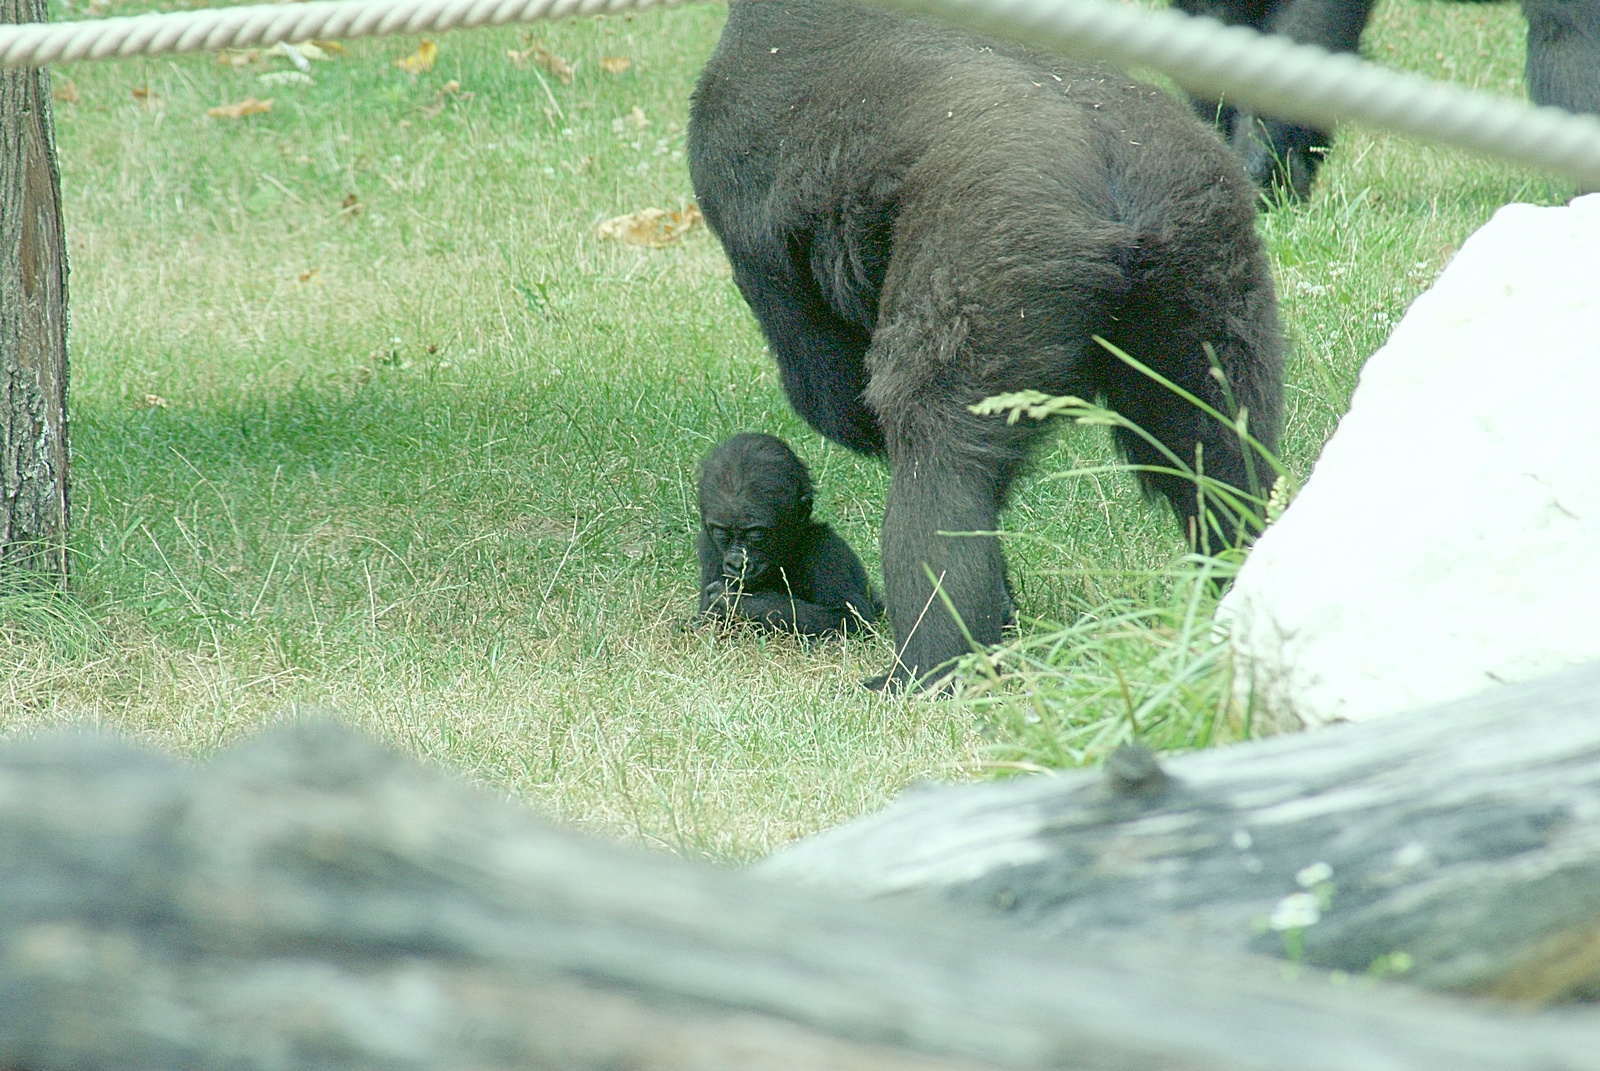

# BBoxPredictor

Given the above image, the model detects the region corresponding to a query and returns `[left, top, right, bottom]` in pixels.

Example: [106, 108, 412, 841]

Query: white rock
[1225, 193, 1600, 729]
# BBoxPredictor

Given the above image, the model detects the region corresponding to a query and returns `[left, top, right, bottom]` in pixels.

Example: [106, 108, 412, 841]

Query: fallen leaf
[208, 97, 272, 120]
[311, 40, 346, 55]
[293, 40, 333, 62]
[394, 40, 438, 75]
[627, 105, 649, 129]
[508, 41, 574, 84]
[268, 42, 312, 72]
[339, 192, 363, 216]
[595, 203, 704, 248]
[217, 49, 263, 67]
[142, 393, 169, 410]
[420, 79, 474, 118]
[297, 268, 322, 284]
[52, 79, 78, 103]
[131, 86, 162, 110]
[600, 55, 632, 75]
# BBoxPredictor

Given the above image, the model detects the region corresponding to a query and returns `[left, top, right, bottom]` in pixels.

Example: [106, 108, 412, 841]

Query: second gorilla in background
[689, 0, 1284, 690]
[1174, 0, 1600, 199]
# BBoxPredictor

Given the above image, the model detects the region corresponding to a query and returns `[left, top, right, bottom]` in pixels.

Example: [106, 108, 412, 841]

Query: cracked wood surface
[762, 661, 1600, 1002]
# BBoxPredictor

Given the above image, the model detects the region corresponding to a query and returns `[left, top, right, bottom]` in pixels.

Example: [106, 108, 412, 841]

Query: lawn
[1, 0, 1573, 860]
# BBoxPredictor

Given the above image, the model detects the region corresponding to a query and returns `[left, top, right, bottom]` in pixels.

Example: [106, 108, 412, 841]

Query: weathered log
[3, 716, 1600, 1070]
[761, 661, 1600, 1003]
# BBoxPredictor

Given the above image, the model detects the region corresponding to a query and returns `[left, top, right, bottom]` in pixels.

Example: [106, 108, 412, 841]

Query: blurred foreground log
[4, 678, 1600, 1069]
[764, 661, 1600, 1003]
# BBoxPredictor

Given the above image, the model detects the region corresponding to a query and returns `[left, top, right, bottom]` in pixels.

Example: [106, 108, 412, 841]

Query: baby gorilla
[695, 433, 882, 639]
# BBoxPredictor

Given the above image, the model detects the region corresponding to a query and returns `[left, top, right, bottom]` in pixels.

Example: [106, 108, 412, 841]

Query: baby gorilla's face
[703, 516, 778, 588]
[696, 432, 814, 594]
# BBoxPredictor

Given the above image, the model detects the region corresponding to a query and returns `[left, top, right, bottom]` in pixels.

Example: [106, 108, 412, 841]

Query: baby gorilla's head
[697, 433, 814, 589]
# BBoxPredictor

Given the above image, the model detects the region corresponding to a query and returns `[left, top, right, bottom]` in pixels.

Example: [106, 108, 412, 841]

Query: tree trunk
[0, 0, 69, 593]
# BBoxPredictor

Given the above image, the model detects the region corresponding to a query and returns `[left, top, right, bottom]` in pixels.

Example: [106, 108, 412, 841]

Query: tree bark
[0, 0, 69, 593]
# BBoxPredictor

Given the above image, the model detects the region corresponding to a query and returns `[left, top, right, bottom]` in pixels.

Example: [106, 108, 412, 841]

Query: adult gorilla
[1175, 0, 1600, 199]
[688, 0, 1284, 691]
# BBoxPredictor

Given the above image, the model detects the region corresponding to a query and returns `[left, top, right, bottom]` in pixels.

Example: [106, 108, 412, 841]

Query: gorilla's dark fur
[696, 433, 882, 639]
[1175, 0, 1600, 199]
[688, 0, 1284, 689]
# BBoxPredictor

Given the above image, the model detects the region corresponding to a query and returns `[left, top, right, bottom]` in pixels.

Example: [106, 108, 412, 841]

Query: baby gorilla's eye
[741, 527, 769, 544]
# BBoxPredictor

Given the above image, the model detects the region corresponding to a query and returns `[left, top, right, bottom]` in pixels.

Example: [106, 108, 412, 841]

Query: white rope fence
[3, 0, 1600, 188]
[0, 0, 684, 66]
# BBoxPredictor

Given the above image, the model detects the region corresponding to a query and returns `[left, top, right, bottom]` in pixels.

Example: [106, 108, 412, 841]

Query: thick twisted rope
[3, 0, 1600, 189]
[890, 0, 1600, 189]
[0, 0, 686, 66]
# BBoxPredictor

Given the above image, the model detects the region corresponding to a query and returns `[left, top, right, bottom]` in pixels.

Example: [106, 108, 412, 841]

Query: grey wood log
[761, 660, 1600, 1003]
[3, 715, 1600, 1070]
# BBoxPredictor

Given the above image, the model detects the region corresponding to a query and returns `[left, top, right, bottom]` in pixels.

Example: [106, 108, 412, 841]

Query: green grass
[1, 0, 1576, 859]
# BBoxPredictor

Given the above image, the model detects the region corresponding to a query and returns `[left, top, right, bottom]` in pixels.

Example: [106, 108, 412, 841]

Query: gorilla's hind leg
[869, 411, 1030, 692]
[1097, 336, 1280, 555]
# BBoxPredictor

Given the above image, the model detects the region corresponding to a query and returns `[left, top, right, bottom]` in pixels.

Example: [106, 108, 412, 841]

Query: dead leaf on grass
[141, 393, 169, 410]
[420, 79, 474, 118]
[298, 268, 322, 284]
[508, 40, 574, 84]
[600, 55, 633, 75]
[217, 49, 263, 67]
[292, 40, 336, 62]
[208, 97, 272, 120]
[394, 40, 438, 75]
[339, 192, 363, 217]
[596, 203, 704, 248]
[131, 86, 162, 110]
[52, 79, 79, 103]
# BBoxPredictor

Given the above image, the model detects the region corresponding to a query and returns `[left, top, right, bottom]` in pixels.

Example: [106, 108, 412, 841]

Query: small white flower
[258, 71, 314, 87]
[1296, 861, 1333, 888]
[1270, 891, 1321, 931]
[1394, 842, 1431, 868]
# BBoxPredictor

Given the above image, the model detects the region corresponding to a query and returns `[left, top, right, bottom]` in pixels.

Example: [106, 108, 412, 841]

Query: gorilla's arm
[702, 589, 867, 638]
[695, 531, 728, 617]
[698, 525, 881, 638]
[718, 241, 887, 457]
